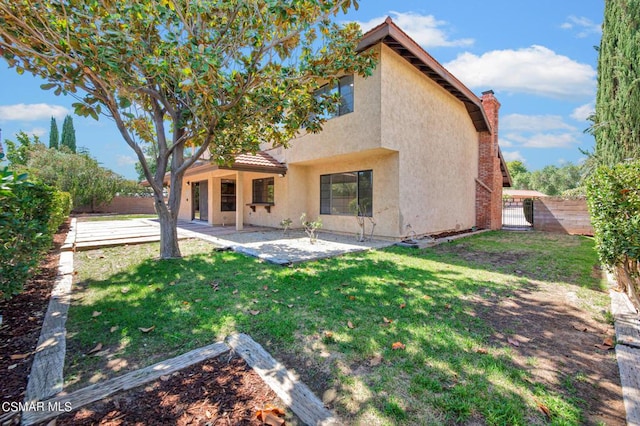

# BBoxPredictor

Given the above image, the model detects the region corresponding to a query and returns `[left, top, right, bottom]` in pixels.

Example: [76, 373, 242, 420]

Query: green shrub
[586, 161, 640, 306]
[0, 158, 70, 300]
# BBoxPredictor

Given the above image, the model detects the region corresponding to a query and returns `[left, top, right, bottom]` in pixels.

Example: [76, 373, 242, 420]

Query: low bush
[586, 161, 640, 307]
[0, 159, 71, 299]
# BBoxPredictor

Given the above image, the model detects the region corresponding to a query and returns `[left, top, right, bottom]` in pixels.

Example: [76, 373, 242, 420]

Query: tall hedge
[587, 161, 640, 307]
[594, 0, 640, 166]
[0, 162, 71, 299]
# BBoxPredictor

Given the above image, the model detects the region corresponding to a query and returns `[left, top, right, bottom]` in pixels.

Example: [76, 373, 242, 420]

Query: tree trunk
[156, 197, 181, 259]
[153, 139, 186, 259]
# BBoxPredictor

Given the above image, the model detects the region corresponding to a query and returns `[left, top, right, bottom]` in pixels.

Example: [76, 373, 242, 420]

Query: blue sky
[0, 1, 603, 179]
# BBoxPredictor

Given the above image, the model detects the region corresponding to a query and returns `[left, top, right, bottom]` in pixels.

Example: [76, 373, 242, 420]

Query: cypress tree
[594, 0, 640, 166]
[48, 116, 59, 149]
[60, 115, 76, 153]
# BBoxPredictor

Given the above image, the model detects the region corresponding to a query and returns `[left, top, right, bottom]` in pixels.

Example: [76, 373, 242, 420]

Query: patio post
[207, 176, 214, 226]
[236, 171, 244, 230]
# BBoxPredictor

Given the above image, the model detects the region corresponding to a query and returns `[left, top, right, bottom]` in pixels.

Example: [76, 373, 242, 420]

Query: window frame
[314, 75, 354, 120]
[320, 170, 373, 217]
[252, 177, 275, 204]
[220, 179, 236, 212]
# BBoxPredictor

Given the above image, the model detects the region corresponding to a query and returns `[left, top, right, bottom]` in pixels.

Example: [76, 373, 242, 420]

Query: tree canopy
[0, 0, 376, 258]
[506, 161, 583, 196]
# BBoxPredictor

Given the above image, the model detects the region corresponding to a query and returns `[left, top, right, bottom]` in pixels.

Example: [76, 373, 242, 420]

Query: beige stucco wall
[280, 46, 383, 165]
[290, 149, 399, 238]
[379, 44, 479, 236]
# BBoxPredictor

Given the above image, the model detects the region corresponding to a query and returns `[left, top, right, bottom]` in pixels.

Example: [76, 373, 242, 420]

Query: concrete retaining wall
[533, 198, 593, 235]
[73, 196, 157, 215]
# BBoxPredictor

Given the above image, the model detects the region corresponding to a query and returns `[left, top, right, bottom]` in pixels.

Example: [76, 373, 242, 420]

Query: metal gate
[502, 197, 534, 229]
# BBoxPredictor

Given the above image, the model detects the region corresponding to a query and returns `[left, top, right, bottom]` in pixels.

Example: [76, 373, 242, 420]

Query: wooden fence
[533, 198, 594, 235]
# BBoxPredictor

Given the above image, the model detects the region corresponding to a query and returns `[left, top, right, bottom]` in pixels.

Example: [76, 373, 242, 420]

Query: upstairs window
[320, 170, 372, 216]
[252, 177, 274, 204]
[314, 75, 354, 119]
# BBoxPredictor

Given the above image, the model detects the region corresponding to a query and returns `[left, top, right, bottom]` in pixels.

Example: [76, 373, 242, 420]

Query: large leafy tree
[0, 0, 375, 258]
[593, 0, 640, 166]
[60, 115, 77, 153]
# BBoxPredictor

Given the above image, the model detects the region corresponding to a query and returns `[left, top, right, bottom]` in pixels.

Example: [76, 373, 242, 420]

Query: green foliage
[4, 131, 44, 166]
[586, 161, 640, 307]
[0, 153, 71, 299]
[507, 161, 583, 196]
[0, 0, 376, 258]
[586, 161, 640, 267]
[593, 1, 640, 166]
[26, 146, 131, 209]
[49, 116, 59, 149]
[300, 212, 322, 243]
[60, 115, 77, 153]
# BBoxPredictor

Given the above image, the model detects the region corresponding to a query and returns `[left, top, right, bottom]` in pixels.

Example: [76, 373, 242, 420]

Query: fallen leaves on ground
[370, 354, 383, 366]
[595, 336, 615, 350]
[392, 342, 406, 350]
[383, 317, 393, 324]
[139, 325, 156, 333]
[109, 326, 118, 333]
[92, 311, 102, 317]
[87, 343, 103, 355]
[399, 303, 406, 309]
[347, 321, 354, 329]
[572, 324, 588, 332]
[121, 288, 129, 294]
[534, 397, 551, 420]
[249, 310, 260, 316]
[475, 348, 489, 354]
[255, 406, 286, 426]
[10, 352, 32, 360]
[507, 337, 520, 347]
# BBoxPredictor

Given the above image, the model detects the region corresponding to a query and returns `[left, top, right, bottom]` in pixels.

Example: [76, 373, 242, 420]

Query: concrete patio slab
[166, 220, 394, 265]
[74, 218, 393, 264]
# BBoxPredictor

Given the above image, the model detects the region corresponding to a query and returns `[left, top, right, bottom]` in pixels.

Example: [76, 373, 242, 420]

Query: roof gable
[357, 17, 491, 133]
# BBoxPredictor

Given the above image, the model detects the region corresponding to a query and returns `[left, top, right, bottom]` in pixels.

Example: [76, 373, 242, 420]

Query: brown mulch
[54, 356, 285, 425]
[0, 220, 70, 407]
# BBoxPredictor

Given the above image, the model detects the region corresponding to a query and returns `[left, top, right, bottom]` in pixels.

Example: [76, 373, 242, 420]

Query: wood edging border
[21, 334, 341, 426]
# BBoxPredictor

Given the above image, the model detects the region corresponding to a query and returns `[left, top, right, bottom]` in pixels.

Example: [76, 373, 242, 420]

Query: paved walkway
[72, 218, 394, 264]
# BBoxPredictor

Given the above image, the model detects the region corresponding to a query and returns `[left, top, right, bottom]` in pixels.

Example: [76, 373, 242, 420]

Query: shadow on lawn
[65, 236, 623, 425]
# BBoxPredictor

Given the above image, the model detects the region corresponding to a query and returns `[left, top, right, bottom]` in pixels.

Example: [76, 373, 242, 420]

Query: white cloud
[571, 102, 595, 121]
[355, 11, 474, 48]
[26, 127, 47, 138]
[506, 132, 579, 148]
[502, 114, 577, 132]
[502, 150, 526, 162]
[561, 16, 602, 38]
[445, 46, 596, 99]
[0, 103, 69, 122]
[117, 155, 138, 166]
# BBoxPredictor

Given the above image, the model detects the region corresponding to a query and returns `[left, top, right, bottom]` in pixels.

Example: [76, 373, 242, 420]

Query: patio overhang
[148, 151, 287, 185]
[357, 17, 491, 134]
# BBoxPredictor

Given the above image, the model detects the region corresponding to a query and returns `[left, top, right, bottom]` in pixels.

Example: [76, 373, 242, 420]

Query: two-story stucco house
[176, 18, 511, 240]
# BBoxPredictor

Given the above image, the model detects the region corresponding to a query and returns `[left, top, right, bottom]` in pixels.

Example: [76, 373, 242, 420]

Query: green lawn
[65, 231, 609, 425]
